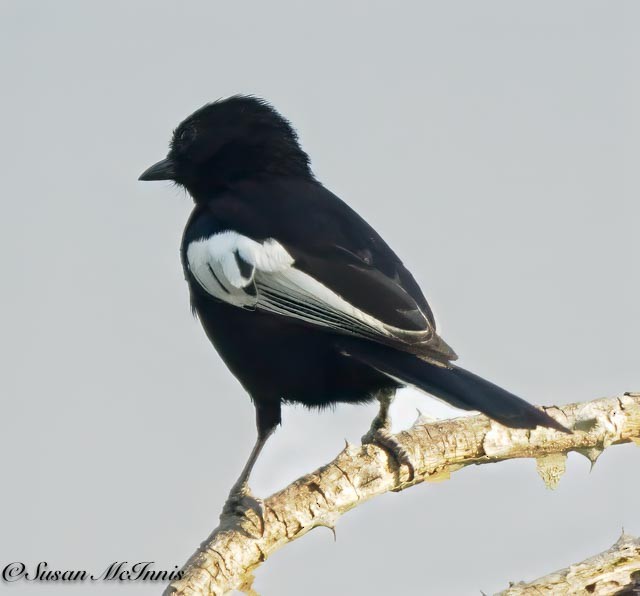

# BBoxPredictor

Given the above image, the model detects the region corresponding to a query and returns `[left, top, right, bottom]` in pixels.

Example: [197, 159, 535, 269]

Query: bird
[139, 95, 569, 520]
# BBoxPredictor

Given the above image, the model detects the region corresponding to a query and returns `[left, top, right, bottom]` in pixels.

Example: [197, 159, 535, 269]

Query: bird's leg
[221, 431, 271, 514]
[220, 401, 280, 534]
[362, 389, 415, 481]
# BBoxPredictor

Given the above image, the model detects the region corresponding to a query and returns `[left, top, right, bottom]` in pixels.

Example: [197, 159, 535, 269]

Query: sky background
[1, 1, 638, 594]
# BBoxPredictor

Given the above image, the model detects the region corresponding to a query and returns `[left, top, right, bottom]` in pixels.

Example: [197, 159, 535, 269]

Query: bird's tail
[338, 339, 570, 433]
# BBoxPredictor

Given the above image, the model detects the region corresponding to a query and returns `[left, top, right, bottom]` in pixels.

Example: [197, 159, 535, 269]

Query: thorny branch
[165, 392, 640, 596]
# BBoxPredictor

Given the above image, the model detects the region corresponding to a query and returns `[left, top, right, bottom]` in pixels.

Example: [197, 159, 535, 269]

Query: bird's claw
[220, 482, 265, 536]
[362, 426, 415, 482]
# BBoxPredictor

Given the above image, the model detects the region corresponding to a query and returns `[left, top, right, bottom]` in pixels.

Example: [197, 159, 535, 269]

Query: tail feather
[339, 340, 570, 433]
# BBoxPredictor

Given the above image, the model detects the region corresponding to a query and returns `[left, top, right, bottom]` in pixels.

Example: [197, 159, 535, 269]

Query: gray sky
[1, 1, 638, 594]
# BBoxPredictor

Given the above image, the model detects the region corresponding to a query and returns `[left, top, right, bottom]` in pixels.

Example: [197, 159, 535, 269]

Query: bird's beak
[138, 158, 175, 181]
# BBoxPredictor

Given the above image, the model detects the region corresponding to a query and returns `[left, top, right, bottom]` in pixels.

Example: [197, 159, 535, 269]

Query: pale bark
[165, 392, 640, 596]
[497, 533, 640, 595]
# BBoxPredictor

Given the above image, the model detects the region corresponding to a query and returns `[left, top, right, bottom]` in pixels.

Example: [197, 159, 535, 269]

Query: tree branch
[497, 533, 640, 595]
[165, 392, 640, 596]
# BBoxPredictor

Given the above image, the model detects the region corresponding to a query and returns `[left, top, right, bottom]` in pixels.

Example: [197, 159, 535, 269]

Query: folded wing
[186, 230, 457, 363]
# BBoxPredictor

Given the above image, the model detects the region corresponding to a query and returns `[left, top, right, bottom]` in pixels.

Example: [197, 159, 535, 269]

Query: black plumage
[140, 96, 568, 514]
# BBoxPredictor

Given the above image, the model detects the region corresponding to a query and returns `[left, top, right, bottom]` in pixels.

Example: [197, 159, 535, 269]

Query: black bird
[139, 96, 568, 516]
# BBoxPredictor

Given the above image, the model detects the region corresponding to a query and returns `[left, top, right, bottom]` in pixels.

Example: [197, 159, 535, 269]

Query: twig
[497, 532, 640, 595]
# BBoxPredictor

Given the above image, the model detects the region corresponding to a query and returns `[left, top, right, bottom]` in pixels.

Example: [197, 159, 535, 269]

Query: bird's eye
[176, 126, 195, 147]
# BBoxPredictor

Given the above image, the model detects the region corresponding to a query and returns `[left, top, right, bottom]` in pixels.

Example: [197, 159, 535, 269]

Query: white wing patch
[186, 231, 438, 348]
[186, 232, 293, 308]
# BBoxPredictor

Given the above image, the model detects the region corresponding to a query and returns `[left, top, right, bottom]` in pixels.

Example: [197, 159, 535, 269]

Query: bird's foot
[362, 425, 415, 482]
[220, 481, 265, 536]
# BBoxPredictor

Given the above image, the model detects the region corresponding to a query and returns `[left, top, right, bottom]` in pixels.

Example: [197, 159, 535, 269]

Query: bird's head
[139, 96, 312, 199]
